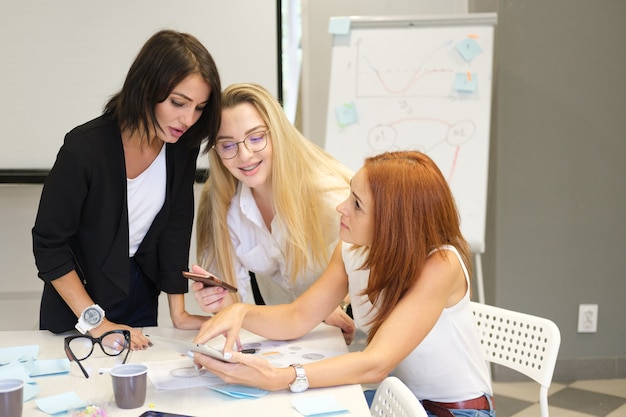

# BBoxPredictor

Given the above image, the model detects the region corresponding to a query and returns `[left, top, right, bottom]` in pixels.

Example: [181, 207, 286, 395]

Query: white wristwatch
[289, 363, 309, 393]
[75, 304, 105, 334]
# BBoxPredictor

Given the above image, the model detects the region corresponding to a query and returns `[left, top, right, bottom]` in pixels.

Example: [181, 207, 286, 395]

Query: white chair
[470, 301, 561, 417]
[370, 376, 428, 417]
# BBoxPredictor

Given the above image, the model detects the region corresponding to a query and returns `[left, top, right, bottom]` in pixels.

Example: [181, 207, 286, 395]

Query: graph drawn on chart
[367, 113, 476, 182]
[325, 20, 495, 252]
[353, 31, 485, 99]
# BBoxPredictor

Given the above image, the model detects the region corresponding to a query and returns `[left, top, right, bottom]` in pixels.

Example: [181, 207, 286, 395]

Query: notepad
[292, 395, 348, 416]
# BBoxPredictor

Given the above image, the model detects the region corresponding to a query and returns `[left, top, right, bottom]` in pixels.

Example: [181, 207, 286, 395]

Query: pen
[240, 348, 258, 354]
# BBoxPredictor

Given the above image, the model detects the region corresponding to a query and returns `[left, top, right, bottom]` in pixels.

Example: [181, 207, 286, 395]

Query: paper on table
[0, 365, 35, 383]
[242, 339, 344, 369]
[25, 358, 71, 377]
[145, 359, 222, 390]
[209, 384, 269, 399]
[292, 395, 349, 417]
[23, 383, 41, 402]
[0, 364, 41, 401]
[0, 345, 39, 365]
[35, 392, 87, 415]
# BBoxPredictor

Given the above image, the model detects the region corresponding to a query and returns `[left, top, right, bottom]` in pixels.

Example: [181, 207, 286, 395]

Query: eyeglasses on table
[64, 329, 131, 378]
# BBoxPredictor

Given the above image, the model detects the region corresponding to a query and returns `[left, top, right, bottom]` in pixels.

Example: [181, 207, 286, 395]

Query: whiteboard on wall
[325, 14, 496, 253]
[0, 0, 278, 171]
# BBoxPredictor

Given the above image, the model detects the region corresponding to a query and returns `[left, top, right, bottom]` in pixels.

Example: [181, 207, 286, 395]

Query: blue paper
[455, 38, 483, 62]
[335, 102, 358, 127]
[29, 359, 71, 377]
[35, 392, 87, 415]
[0, 345, 39, 365]
[292, 395, 348, 416]
[23, 383, 41, 402]
[454, 72, 478, 93]
[209, 384, 269, 399]
[0, 365, 35, 383]
[328, 17, 351, 35]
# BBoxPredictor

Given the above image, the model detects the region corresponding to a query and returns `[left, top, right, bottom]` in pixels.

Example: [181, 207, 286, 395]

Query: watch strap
[75, 304, 104, 334]
[289, 363, 309, 392]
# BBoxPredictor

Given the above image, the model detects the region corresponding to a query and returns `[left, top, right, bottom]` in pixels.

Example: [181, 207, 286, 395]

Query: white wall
[0, 0, 278, 171]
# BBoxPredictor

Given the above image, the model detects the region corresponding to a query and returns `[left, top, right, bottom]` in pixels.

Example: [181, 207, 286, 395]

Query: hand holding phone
[182, 271, 238, 293]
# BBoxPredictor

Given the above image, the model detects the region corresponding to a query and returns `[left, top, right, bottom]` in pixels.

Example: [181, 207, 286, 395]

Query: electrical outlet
[578, 304, 598, 333]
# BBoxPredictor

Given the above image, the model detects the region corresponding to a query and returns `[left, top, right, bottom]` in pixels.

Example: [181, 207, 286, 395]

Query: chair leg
[539, 386, 550, 417]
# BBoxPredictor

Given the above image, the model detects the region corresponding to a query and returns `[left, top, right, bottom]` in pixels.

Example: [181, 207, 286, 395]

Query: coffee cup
[110, 364, 148, 409]
[0, 378, 24, 417]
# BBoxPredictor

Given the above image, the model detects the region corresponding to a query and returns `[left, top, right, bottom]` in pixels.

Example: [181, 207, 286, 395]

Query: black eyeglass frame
[64, 329, 131, 378]
[212, 129, 270, 159]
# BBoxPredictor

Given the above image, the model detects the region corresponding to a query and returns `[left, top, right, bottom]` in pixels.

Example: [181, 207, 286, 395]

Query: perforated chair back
[470, 301, 561, 417]
[370, 376, 427, 417]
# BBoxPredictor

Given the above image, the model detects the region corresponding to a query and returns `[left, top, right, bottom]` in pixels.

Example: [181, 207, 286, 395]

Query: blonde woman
[192, 83, 354, 341]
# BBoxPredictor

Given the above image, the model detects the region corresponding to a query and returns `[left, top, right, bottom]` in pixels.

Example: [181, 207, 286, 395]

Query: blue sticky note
[292, 395, 348, 416]
[29, 359, 71, 377]
[0, 365, 35, 383]
[335, 103, 358, 127]
[35, 392, 87, 415]
[328, 17, 351, 35]
[210, 384, 269, 399]
[455, 38, 483, 62]
[454, 72, 478, 92]
[0, 345, 39, 365]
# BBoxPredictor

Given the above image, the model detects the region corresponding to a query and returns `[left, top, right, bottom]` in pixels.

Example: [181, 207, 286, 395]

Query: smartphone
[182, 271, 238, 293]
[139, 412, 195, 417]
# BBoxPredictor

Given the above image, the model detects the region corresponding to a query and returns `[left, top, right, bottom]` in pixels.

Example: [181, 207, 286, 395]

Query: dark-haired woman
[32, 30, 221, 350]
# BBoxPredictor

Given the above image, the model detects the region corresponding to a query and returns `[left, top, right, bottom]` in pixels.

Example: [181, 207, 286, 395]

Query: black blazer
[32, 114, 199, 333]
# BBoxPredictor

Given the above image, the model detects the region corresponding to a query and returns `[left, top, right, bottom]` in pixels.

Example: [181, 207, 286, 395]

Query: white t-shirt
[344, 242, 492, 402]
[220, 179, 345, 304]
[127, 144, 166, 257]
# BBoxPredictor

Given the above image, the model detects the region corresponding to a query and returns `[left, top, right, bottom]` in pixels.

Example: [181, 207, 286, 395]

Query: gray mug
[110, 364, 148, 409]
[0, 378, 24, 417]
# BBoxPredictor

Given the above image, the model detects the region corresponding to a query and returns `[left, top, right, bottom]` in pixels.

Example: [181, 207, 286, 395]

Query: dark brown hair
[105, 29, 221, 152]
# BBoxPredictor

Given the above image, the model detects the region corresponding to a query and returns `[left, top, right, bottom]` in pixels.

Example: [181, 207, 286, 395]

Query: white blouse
[221, 180, 346, 304]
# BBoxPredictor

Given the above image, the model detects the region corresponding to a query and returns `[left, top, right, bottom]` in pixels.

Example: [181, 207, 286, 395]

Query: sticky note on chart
[455, 38, 483, 62]
[454, 72, 478, 93]
[335, 102, 358, 127]
[328, 17, 351, 35]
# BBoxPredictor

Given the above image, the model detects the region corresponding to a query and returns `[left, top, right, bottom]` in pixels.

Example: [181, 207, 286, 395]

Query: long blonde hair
[196, 83, 352, 291]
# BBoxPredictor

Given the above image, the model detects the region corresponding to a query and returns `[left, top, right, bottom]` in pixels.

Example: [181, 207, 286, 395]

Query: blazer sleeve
[32, 129, 94, 282]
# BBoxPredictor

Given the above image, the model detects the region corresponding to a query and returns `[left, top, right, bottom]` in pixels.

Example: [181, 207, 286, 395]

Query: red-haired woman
[188, 151, 495, 417]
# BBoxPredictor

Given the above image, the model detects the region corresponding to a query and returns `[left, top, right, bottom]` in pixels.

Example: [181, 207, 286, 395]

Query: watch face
[290, 379, 308, 393]
[84, 307, 103, 325]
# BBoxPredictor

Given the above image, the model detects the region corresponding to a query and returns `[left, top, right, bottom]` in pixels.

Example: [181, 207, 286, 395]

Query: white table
[1, 323, 371, 417]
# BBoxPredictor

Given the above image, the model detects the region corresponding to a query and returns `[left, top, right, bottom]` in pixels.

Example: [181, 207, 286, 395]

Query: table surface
[0, 323, 371, 417]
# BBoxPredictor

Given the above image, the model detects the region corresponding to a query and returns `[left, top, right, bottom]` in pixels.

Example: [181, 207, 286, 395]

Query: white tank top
[127, 144, 166, 257]
[344, 242, 492, 402]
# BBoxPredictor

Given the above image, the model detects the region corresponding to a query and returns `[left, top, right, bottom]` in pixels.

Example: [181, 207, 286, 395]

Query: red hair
[358, 151, 471, 341]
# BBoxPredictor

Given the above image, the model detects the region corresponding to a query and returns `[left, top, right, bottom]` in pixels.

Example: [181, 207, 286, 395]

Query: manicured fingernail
[223, 352, 232, 360]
